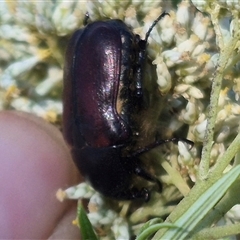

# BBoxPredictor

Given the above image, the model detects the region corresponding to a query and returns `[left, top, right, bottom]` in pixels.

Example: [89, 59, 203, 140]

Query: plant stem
[199, 4, 239, 179]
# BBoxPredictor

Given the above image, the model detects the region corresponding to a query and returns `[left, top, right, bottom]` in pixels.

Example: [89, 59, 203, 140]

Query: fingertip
[0, 111, 80, 239]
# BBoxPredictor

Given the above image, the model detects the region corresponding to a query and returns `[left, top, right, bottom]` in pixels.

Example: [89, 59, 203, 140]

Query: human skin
[0, 111, 81, 239]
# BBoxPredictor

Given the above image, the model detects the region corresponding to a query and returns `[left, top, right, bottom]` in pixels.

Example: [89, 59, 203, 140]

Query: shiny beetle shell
[63, 13, 182, 201]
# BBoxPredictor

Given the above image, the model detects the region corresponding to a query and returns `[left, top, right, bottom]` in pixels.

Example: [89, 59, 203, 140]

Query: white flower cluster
[88, 193, 130, 240]
[0, 1, 87, 122]
[57, 183, 129, 240]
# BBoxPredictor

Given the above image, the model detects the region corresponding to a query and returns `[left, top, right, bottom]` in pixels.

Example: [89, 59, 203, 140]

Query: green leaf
[78, 203, 98, 240]
[137, 222, 177, 240]
[160, 165, 240, 239]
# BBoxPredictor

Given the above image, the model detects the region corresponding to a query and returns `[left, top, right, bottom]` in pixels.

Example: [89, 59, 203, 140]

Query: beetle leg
[133, 164, 162, 192]
[115, 187, 150, 202]
[130, 187, 150, 202]
[83, 12, 90, 26]
[131, 137, 194, 157]
[133, 36, 145, 99]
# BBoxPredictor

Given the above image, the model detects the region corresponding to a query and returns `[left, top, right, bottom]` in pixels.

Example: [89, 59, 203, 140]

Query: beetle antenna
[144, 11, 169, 42]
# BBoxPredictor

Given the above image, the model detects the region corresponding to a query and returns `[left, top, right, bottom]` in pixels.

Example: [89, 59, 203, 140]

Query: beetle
[63, 12, 192, 201]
